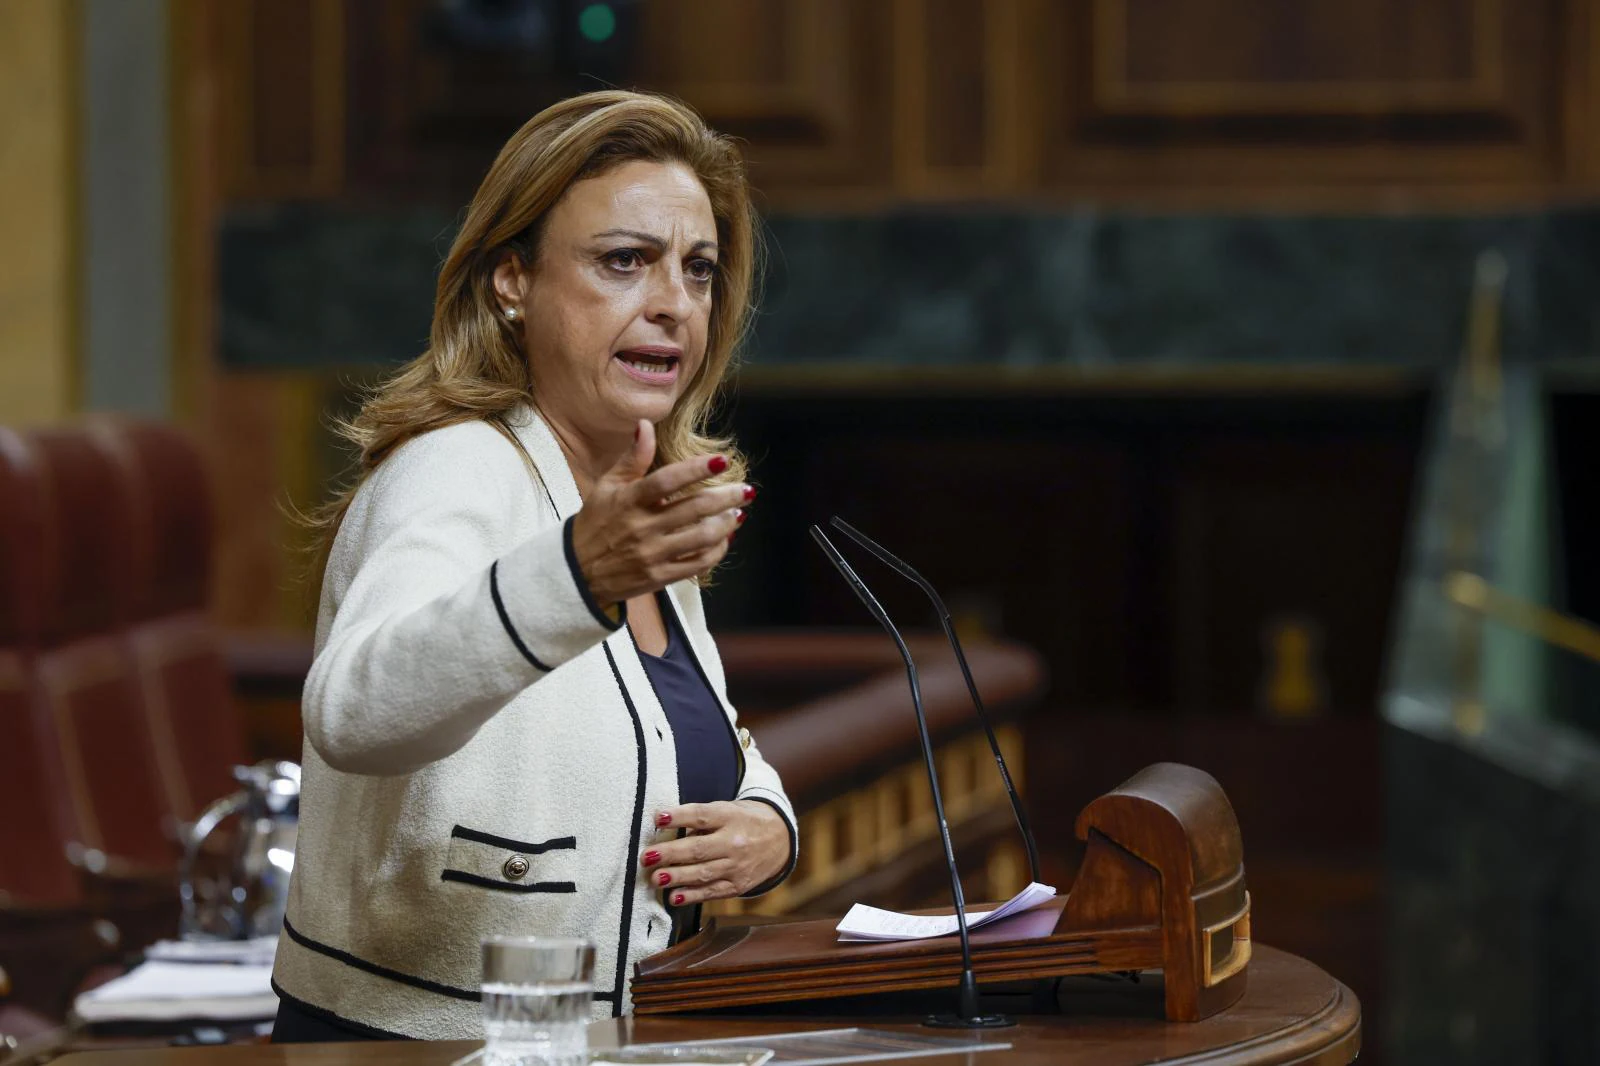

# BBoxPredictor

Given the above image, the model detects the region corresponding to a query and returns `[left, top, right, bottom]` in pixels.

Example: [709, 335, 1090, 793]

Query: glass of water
[481, 936, 595, 1066]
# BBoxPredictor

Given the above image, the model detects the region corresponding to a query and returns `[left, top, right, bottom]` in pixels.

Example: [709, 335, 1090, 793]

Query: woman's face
[497, 159, 719, 444]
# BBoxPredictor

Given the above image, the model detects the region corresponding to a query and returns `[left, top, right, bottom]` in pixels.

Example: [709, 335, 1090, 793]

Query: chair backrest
[0, 429, 85, 904]
[92, 420, 246, 818]
[29, 427, 178, 865]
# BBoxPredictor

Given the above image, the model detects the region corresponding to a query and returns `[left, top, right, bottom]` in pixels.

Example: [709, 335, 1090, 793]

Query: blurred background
[3, 0, 1600, 1062]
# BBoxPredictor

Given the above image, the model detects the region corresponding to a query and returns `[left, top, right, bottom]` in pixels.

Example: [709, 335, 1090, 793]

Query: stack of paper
[835, 882, 1057, 942]
[75, 953, 278, 1023]
[144, 936, 278, 966]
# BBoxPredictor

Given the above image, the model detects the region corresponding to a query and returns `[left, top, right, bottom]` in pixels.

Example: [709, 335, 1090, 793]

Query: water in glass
[482, 980, 593, 1066]
[482, 936, 594, 1066]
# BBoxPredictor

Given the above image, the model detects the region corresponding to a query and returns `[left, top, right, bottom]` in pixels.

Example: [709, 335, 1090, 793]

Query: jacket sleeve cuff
[493, 518, 624, 671]
[737, 792, 798, 898]
[562, 516, 626, 631]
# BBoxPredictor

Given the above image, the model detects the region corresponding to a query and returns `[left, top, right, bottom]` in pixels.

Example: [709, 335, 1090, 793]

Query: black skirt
[270, 994, 397, 1043]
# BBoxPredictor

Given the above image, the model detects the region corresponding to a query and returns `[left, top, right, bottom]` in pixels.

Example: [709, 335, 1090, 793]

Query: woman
[271, 91, 797, 1042]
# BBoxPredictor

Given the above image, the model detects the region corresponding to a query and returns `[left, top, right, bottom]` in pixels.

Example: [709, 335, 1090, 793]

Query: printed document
[835, 882, 1056, 942]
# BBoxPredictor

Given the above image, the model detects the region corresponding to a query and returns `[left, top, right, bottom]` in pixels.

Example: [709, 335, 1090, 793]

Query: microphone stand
[811, 526, 1013, 1029]
[827, 517, 1042, 887]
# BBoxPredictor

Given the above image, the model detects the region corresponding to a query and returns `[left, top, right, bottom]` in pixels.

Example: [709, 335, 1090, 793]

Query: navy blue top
[637, 597, 740, 805]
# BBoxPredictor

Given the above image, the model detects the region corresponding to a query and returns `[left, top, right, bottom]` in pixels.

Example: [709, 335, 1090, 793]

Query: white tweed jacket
[271, 406, 797, 1039]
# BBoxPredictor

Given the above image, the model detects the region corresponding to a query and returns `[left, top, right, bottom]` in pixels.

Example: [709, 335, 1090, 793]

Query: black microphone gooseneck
[828, 516, 1043, 887]
[810, 526, 1012, 1029]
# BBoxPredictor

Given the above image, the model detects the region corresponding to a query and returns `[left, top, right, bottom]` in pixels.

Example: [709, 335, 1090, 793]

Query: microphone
[826, 516, 1042, 887]
[811, 525, 1012, 1029]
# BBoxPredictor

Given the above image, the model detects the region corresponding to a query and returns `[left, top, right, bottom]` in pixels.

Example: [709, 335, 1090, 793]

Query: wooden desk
[51, 946, 1358, 1066]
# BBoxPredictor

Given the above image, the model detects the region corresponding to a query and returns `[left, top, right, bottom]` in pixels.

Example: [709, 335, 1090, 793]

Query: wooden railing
[711, 724, 1029, 918]
[710, 632, 1047, 918]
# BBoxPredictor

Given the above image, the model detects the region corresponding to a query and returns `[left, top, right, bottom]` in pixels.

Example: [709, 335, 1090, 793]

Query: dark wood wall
[198, 0, 1600, 209]
[718, 385, 1427, 718]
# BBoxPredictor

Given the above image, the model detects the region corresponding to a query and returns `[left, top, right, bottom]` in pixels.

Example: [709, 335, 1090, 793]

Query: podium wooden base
[614, 945, 1359, 1066]
[35, 948, 1357, 1065]
[635, 763, 1252, 1024]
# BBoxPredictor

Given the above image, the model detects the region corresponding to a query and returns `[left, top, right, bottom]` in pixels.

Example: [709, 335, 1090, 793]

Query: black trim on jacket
[280, 916, 618, 1008]
[489, 561, 554, 671]
[281, 914, 480, 1002]
[735, 793, 800, 896]
[449, 824, 576, 854]
[627, 605, 702, 932]
[565, 516, 627, 630]
[601, 642, 650, 1018]
[440, 870, 577, 893]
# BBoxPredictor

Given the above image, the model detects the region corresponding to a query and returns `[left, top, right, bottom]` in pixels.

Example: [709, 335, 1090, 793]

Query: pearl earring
[504, 306, 521, 321]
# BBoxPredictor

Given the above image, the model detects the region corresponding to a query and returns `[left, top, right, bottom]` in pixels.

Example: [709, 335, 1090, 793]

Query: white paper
[835, 882, 1056, 942]
[74, 960, 278, 1022]
[143, 936, 278, 966]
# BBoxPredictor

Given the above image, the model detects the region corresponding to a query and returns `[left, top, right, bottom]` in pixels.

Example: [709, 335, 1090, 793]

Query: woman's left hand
[641, 800, 791, 905]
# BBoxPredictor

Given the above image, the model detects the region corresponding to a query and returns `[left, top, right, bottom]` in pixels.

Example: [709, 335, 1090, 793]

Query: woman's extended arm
[302, 423, 619, 775]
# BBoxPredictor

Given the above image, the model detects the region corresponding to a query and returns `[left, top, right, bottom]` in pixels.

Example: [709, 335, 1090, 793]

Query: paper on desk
[144, 936, 278, 966]
[835, 882, 1056, 942]
[74, 960, 278, 1022]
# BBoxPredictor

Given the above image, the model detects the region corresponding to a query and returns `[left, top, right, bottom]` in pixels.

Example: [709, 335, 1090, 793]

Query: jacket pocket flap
[441, 824, 577, 894]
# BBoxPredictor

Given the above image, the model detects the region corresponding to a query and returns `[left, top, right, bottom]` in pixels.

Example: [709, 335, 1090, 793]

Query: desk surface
[53, 945, 1359, 1066]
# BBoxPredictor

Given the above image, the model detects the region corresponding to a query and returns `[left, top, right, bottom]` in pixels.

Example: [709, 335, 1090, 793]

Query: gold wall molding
[0, 0, 81, 424]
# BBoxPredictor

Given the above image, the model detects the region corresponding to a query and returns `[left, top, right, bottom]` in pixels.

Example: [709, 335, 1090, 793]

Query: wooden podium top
[52, 946, 1358, 1066]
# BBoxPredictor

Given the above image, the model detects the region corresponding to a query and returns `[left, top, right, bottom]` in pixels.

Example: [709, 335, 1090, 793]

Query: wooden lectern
[634, 763, 1251, 1023]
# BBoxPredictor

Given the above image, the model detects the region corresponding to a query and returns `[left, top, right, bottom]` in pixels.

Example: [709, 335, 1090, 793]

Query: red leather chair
[91, 420, 247, 821]
[0, 429, 122, 1037]
[28, 427, 178, 867]
[0, 427, 83, 905]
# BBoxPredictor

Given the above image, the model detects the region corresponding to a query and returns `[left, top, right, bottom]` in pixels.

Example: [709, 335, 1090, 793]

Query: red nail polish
[708, 456, 728, 475]
[655, 812, 672, 827]
[672, 893, 685, 906]
[642, 850, 660, 867]
[656, 871, 671, 886]
[735, 509, 746, 525]
[742, 486, 756, 502]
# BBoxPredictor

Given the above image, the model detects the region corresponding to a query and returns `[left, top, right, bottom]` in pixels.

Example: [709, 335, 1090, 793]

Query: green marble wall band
[218, 207, 1600, 370]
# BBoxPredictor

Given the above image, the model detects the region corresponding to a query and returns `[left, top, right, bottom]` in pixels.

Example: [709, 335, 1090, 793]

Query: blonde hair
[308, 90, 757, 570]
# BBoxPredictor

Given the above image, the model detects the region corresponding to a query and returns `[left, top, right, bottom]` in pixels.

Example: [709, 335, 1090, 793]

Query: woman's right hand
[570, 419, 752, 608]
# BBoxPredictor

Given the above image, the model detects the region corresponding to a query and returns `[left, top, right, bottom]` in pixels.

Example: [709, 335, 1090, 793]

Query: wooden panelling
[639, 0, 894, 195]
[205, 372, 324, 632]
[893, 0, 1024, 196]
[332, 0, 894, 201]
[198, 0, 1600, 207]
[1562, 0, 1600, 182]
[170, 0, 224, 424]
[1029, 0, 1566, 192]
[912, 0, 989, 171]
[217, 0, 344, 200]
[1102, 0, 1491, 112]
[342, 0, 569, 196]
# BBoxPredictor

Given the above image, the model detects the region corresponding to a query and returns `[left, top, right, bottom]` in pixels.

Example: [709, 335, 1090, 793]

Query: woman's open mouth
[615, 347, 682, 384]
